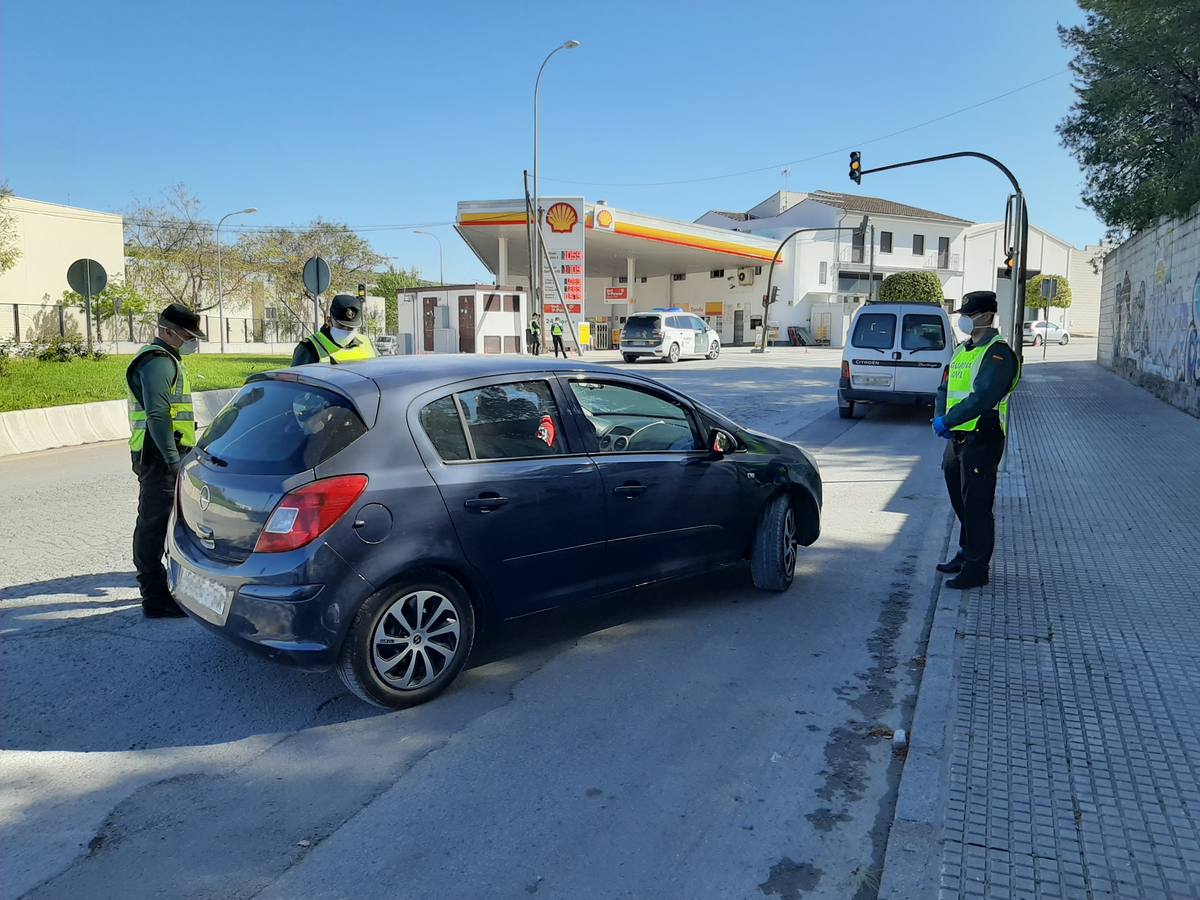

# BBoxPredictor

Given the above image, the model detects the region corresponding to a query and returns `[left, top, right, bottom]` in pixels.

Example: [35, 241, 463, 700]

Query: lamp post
[532, 39, 581, 328]
[413, 230, 444, 286]
[215, 207, 257, 353]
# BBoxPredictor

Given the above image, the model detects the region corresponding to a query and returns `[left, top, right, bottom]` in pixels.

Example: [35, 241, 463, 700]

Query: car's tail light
[941, 365, 950, 385]
[652, 330, 664, 340]
[841, 360, 850, 379]
[254, 475, 368, 553]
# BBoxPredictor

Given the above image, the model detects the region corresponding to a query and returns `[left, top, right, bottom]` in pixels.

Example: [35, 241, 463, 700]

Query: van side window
[901, 314, 946, 351]
[851, 313, 897, 350]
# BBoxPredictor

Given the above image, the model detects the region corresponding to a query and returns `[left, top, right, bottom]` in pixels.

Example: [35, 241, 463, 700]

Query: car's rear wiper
[195, 446, 228, 467]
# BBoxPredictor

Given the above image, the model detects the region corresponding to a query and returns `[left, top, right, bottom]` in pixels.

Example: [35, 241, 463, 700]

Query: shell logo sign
[595, 208, 615, 230]
[545, 202, 579, 234]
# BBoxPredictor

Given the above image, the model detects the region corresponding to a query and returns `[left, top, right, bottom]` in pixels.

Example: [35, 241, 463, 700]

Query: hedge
[1026, 273, 1072, 310]
[877, 271, 944, 304]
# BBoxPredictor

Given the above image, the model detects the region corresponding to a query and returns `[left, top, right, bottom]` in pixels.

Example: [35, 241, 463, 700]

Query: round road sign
[302, 256, 331, 296]
[67, 258, 108, 297]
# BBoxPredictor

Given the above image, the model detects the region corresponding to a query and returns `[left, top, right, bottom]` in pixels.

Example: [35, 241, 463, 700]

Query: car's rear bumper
[620, 345, 665, 357]
[839, 381, 935, 406]
[167, 524, 374, 671]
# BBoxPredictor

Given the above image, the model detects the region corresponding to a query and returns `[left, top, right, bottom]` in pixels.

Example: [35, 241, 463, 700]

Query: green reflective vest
[127, 344, 195, 452]
[305, 330, 377, 364]
[551, 322, 563, 337]
[945, 334, 1021, 434]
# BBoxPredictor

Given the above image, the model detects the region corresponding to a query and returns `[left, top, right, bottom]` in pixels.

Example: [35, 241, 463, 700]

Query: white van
[619, 309, 721, 363]
[837, 302, 955, 419]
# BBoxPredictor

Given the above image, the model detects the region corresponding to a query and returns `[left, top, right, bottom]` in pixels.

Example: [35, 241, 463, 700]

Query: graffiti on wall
[1111, 220, 1200, 386]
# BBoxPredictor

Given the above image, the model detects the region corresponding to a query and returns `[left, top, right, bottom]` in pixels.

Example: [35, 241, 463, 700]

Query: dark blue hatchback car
[168, 356, 822, 708]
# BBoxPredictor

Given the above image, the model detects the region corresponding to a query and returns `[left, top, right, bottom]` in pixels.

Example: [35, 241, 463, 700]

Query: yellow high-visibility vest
[126, 344, 195, 452]
[305, 330, 377, 364]
[945, 334, 1021, 433]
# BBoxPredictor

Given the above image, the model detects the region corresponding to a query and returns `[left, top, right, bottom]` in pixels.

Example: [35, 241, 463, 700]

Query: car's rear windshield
[901, 314, 946, 350]
[622, 315, 661, 339]
[852, 313, 897, 350]
[198, 380, 367, 475]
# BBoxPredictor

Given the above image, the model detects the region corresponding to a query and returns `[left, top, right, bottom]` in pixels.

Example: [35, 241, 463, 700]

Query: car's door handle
[464, 495, 509, 511]
[613, 483, 646, 497]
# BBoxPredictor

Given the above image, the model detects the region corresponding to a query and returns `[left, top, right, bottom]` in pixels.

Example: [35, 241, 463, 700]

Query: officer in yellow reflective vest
[550, 318, 567, 358]
[126, 303, 204, 618]
[932, 291, 1021, 590]
[291, 294, 377, 365]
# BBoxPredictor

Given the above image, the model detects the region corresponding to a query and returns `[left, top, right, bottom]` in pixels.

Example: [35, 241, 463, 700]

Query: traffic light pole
[752, 222, 869, 353]
[852, 150, 1028, 358]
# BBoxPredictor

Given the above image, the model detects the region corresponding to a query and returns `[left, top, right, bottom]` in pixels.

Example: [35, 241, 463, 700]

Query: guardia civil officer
[528, 316, 542, 355]
[550, 318, 567, 358]
[291, 293, 378, 365]
[126, 303, 204, 618]
[932, 290, 1022, 589]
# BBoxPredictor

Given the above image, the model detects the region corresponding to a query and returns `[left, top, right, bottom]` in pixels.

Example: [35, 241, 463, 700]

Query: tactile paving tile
[935, 363, 1200, 899]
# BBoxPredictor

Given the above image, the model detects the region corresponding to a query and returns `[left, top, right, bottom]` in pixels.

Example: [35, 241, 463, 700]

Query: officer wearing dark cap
[291, 293, 377, 365]
[126, 303, 205, 618]
[932, 290, 1022, 589]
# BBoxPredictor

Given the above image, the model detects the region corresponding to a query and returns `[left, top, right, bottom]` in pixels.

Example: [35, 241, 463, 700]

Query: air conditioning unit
[737, 266, 756, 286]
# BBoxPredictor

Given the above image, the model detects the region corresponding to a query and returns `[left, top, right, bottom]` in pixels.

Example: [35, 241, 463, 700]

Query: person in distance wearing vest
[550, 318, 567, 358]
[291, 293, 377, 365]
[528, 316, 542, 356]
[126, 303, 204, 618]
[932, 290, 1022, 590]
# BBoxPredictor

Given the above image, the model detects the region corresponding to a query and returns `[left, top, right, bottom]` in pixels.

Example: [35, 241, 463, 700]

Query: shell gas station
[455, 198, 785, 348]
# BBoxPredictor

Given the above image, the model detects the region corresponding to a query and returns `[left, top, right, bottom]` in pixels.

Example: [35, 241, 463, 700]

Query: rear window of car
[852, 313, 897, 350]
[622, 315, 660, 339]
[901, 314, 946, 350]
[198, 381, 366, 475]
[417, 380, 565, 462]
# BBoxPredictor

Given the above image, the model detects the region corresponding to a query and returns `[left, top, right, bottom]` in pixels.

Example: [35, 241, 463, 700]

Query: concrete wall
[1068, 244, 1106, 336]
[1098, 204, 1200, 418]
[0, 198, 125, 305]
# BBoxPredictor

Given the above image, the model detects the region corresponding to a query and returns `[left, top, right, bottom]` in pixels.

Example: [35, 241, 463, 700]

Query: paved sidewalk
[882, 361, 1200, 899]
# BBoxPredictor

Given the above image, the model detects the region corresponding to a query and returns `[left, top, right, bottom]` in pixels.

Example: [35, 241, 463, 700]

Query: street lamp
[215, 207, 257, 353]
[532, 39, 581, 327]
[413, 230, 444, 286]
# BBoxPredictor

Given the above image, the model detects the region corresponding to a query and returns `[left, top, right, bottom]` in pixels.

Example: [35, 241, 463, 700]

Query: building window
[819, 261, 828, 285]
[503, 295, 519, 312]
[672, 273, 686, 281]
[710, 269, 725, 279]
[913, 234, 925, 256]
[851, 231, 865, 264]
[754, 266, 763, 275]
[938, 237, 950, 268]
[880, 231, 893, 253]
[484, 293, 499, 312]
[618, 276, 628, 284]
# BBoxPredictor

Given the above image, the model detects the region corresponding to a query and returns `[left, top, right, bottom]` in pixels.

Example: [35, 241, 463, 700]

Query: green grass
[0, 354, 292, 412]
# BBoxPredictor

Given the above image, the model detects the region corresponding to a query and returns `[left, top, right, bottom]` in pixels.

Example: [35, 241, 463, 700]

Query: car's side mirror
[708, 428, 736, 456]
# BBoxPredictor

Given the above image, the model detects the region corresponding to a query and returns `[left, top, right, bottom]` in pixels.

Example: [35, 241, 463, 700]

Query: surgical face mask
[956, 315, 976, 334]
[179, 338, 199, 356]
[329, 325, 357, 347]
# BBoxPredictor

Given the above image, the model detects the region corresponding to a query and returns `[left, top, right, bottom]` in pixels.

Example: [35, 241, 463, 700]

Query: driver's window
[569, 381, 699, 453]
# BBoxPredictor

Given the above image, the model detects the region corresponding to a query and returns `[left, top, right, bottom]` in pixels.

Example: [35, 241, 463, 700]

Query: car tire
[751, 493, 798, 593]
[706, 341, 720, 360]
[1033, 335, 1042, 347]
[838, 400, 855, 419]
[622, 353, 638, 363]
[667, 343, 680, 363]
[336, 571, 476, 709]
[1060, 334, 1070, 345]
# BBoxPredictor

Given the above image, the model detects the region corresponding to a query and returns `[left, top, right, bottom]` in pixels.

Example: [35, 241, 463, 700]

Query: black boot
[946, 571, 989, 590]
[936, 554, 964, 574]
[142, 596, 187, 618]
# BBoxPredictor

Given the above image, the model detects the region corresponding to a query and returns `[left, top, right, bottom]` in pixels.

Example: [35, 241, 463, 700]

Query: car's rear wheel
[667, 342, 680, 363]
[838, 401, 855, 419]
[337, 572, 475, 709]
[622, 353, 638, 363]
[1033, 335, 1043, 347]
[1060, 333, 1070, 345]
[751, 494, 797, 592]
[706, 341, 720, 360]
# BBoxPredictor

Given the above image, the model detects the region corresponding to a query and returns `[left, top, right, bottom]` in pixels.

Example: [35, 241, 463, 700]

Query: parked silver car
[1023, 321, 1070, 346]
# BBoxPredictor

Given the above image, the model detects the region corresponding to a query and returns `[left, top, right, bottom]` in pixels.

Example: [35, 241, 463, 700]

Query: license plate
[175, 566, 232, 619]
[854, 374, 892, 386]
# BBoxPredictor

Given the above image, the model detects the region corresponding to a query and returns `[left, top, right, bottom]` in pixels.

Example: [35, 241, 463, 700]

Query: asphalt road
[2, 346, 957, 899]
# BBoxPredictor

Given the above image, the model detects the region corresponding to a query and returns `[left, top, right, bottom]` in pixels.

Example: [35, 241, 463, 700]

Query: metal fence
[1, 303, 387, 351]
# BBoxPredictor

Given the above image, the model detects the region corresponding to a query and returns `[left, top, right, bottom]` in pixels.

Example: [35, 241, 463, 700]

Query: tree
[1059, 1, 1200, 234]
[124, 184, 252, 312]
[877, 271, 944, 303]
[1025, 274, 1073, 321]
[0, 184, 21, 274]
[371, 265, 425, 332]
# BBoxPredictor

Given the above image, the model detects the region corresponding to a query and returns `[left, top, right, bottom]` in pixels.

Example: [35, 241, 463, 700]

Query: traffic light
[763, 286, 780, 308]
[849, 151, 862, 184]
[1003, 250, 1015, 277]
[356, 283, 366, 300]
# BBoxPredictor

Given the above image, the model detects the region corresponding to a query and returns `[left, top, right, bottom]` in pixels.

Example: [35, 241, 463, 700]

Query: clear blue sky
[2, 0, 1098, 283]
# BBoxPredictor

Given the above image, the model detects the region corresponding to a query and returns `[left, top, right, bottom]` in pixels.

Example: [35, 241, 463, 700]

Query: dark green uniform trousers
[942, 427, 1005, 580]
[132, 449, 178, 608]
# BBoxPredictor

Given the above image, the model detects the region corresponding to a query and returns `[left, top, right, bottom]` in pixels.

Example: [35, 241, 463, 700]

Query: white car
[837, 302, 955, 419]
[1023, 320, 1070, 346]
[620, 309, 721, 363]
[374, 334, 401, 356]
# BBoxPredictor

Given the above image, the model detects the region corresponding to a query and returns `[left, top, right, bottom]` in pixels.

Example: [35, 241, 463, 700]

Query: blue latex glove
[932, 416, 951, 438]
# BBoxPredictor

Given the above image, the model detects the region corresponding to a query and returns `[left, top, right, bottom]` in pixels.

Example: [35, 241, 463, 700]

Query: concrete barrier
[0, 388, 241, 459]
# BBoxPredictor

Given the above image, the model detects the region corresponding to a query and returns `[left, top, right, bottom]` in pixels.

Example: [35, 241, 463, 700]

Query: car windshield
[901, 314, 946, 351]
[622, 316, 660, 339]
[852, 313, 897, 350]
[198, 380, 366, 475]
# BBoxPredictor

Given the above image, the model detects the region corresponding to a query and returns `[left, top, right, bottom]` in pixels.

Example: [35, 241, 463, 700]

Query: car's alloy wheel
[707, 341, 720, 360]
[751, 493, 798, 592]
[1033, 335, 1042, 347]
[1061, 334, 1070, 345]
[337, 573, 475, 708]
[667, 343, 680, 363]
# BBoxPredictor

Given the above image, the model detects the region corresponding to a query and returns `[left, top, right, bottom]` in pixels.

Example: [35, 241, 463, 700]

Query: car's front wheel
[751, 494, 797, 592]
[667, 342, 681, 363]
[337, 572, 476, 708]
[706, 341, 720, 360]
[1060, 333, 1070, 345]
